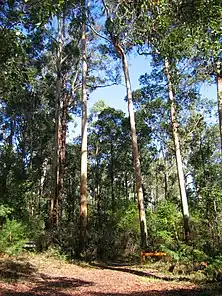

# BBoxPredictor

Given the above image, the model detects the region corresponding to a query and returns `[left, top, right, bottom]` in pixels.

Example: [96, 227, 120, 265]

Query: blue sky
[68, 54, 217, 139]
[88, 54, 152, 113]
[68, 54, 151, 138]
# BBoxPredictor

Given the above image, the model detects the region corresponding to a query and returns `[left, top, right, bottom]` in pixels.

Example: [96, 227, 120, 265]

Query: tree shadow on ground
[1, 274, 94, 296]
[90, 290, 221, 296]
[0, 259, 221, 296]
[0, 259, 94, 295]
[0, 259, 37, 282]
[91, 263, 190, 282]
[1, 286, 221, 296]
[90, 263, 222, 295]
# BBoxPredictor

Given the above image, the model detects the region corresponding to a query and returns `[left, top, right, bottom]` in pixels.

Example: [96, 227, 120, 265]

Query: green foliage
[192, 249, 208, 262]
[117, 203, 140, 235]
[115, 203, 140, 256]
[0, 0, 221, 282]
[175, 245, 203, 264]
[0, 205, 13, 219]
[51, 221, 80, 258]
[205, 256, 222, 281]
[43, 247, 68, 262]
[146, 201, 182, 251]
[26, 216, 46, 246]
[0, 219, 27, 256]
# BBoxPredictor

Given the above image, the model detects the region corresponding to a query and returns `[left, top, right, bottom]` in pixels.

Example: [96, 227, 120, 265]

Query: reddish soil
[0, 255, 221, 296]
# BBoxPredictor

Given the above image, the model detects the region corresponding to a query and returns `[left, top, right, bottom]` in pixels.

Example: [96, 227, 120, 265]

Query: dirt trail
[0, 255, 221, 296]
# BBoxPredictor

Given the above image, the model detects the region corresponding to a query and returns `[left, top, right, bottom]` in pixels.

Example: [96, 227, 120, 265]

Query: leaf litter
[0, 254, 221, 296]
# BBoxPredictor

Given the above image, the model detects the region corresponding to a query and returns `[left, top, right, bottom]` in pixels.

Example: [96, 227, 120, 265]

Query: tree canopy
[0, 0, 221, 279]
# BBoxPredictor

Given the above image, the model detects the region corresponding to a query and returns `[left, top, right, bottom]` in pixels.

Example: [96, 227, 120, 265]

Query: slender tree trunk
[213, 199, 221, 244]
[50, 15, 63, 228]
[29, 127, 34, 217]
[79, 1, 88, 253]
[164, 57, 190, 242]
[39, 159, 48, 196]
[110, 139, 115, 211]
[95, 141, 101, 228]
[100, 1, 147, 247]
[216, 61, 222, 151]
[155, 165, 159, 202]
[8, 117, 14, 146]
[116, 44, 148, 249]
[163, 149, 169, 200]
[95, 141, 100, 207]
[125, 172, 128, 199]
[58, 89, 68, 225]
[164, 165, 168, 200]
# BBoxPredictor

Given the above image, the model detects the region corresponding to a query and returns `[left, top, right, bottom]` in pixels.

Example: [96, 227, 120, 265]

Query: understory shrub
[146, 201, 182, 252]
[116, 203, 140, 255]
[0, 219, 27, 256]
[83, 202, 140, 261]
[205, 256, 222, 281]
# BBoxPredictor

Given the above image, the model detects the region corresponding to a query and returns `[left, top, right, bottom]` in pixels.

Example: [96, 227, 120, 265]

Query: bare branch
[61, 54, 69, 64]
[88, 23, 111, 43]
[101, 0, 110, 17]
[184, 116, 203, 142]
[86, 81, 119, 90]
[137, 48, 152, 56]
[71, 60, 81, 91]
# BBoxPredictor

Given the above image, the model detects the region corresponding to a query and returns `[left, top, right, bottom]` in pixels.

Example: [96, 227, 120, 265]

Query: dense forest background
[0, 0, 221, 280]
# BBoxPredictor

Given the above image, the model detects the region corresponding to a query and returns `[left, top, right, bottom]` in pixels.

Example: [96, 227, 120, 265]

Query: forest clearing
[0, 254, 222, 296]
[0, 0, 222, 294]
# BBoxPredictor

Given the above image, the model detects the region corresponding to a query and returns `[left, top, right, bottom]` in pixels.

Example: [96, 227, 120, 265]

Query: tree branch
[86, 81, 119, 90]
[88, 23, 111, 44]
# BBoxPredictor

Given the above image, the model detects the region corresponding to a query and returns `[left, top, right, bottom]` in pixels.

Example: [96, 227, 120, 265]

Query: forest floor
[0, 254, 221, 296]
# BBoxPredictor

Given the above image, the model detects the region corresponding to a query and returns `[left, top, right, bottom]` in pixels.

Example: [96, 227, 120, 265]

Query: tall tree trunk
[95, 141, 101, 227]
[164, 57, 190, 242]
[50, 14, 63, 228]
[8, 117, 14, 146]
[125, 172, 128, 199]
[216, 61, 222, 151]
[163, 163, 169, 200]
[39, 158, 48, 197]
[116, 44, 148, 249]
[58, 88, 68, 225]
[110, 138, 115, 211]
[101, 0, 147, 249]
[163, 148, 169, 200]
[79, 0, 88, 253]
[155, 164, 159, 202]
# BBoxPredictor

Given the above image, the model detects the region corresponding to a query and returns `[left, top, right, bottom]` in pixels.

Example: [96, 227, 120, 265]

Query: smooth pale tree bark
[101, 0, 147, 248]
[39, 158, 48, 197]
[79, 0, 88, 253]
[164, 57, 190, 242]
[163, 160, 169, 200]
[58, 87, 68, 224]
[116, 43, 148, 249]
[216, 61, 222, 151]
[110, 138, 115, 211]
[162, 147, 169, 200]
[50, 14, 63, 228]
[94, 140, 102, 227]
